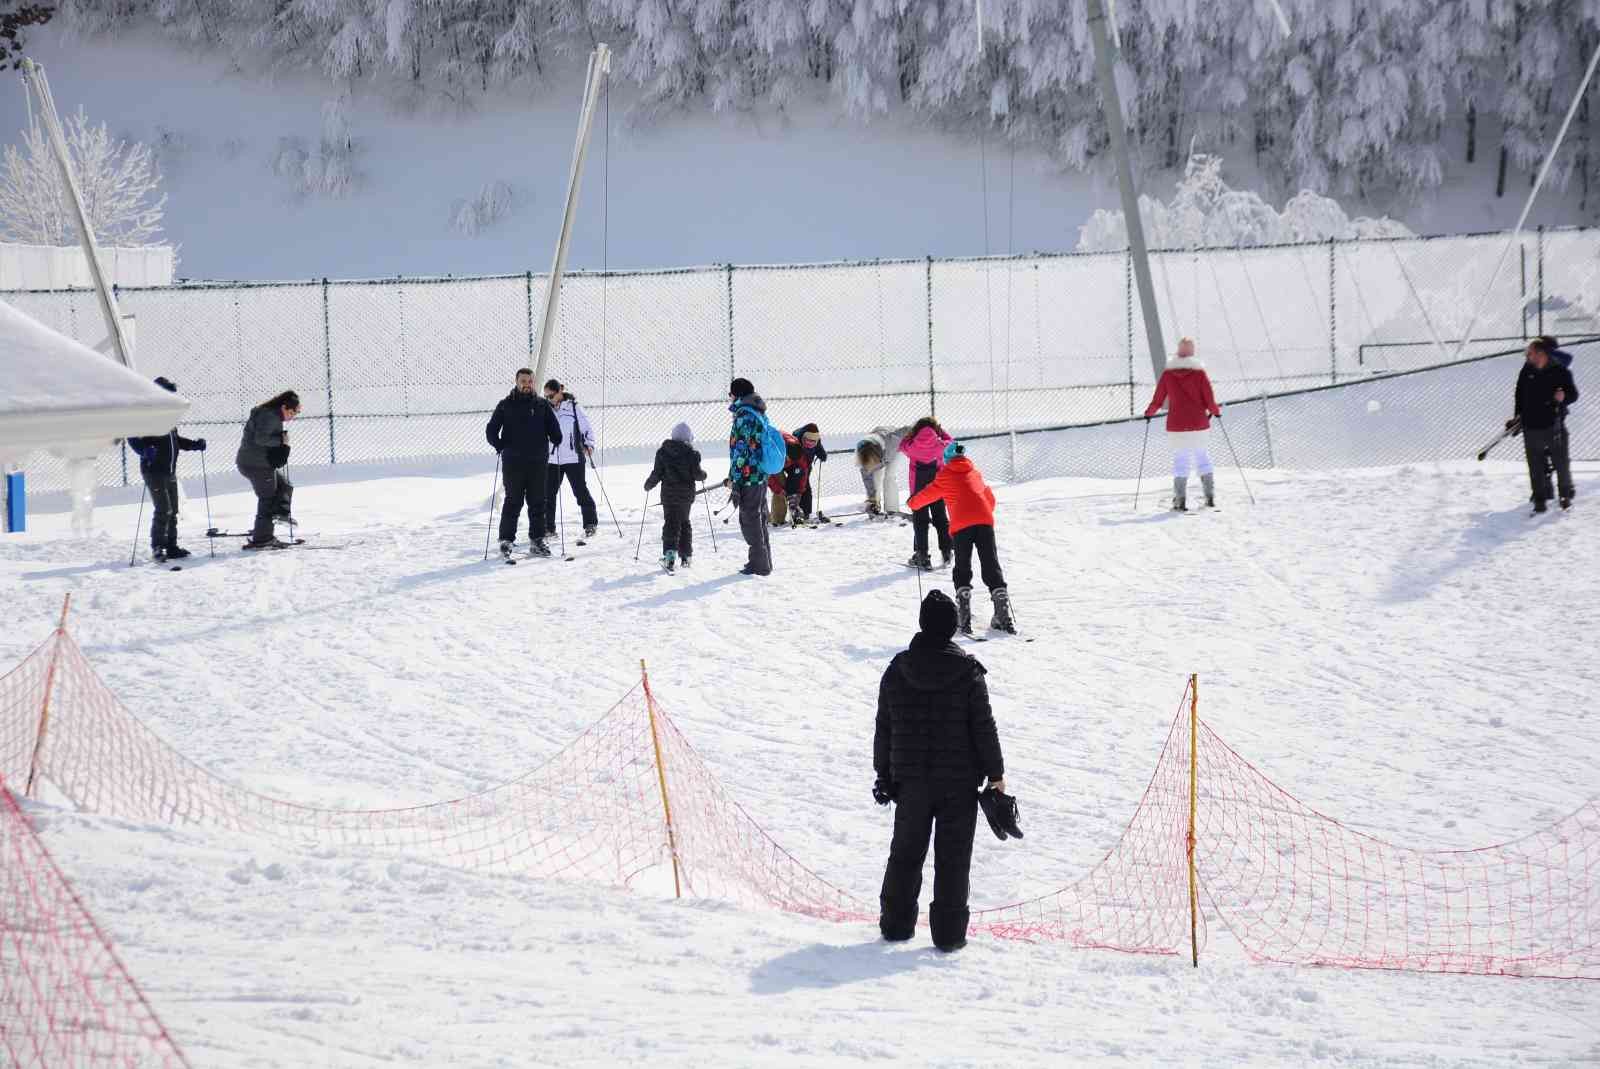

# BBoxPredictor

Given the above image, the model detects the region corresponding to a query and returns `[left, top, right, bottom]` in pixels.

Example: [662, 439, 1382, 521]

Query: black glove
[815, 444, 828, 462]
[1505, 417, 1519, 430]
[195, 438, 207, 451]
[266, 444, 290, 468]
[872, 780, 895, 806]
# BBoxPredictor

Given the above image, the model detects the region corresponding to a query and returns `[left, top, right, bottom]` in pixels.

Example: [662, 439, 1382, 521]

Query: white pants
[1168, 430, 1214, 478]
[862, 454, 904, 514]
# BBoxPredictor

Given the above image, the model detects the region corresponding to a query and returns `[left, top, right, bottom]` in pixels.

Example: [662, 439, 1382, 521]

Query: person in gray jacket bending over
[855, 425, 910, 517]
[236, 389, 301, 550]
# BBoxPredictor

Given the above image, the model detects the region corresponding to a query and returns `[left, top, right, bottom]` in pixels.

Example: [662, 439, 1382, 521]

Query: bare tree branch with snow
[0, 108, 167, 246]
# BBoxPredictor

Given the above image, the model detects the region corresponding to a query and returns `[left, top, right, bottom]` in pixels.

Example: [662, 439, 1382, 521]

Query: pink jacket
[898, 426, 952, 493]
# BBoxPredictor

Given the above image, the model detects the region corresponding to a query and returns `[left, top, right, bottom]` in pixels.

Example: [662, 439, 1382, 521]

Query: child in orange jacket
[905, 441, 1016, 635]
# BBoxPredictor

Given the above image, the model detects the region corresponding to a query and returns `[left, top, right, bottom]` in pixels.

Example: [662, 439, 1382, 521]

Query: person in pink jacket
[898, 416, 954, 569]
[1143, 337, 1223, 511]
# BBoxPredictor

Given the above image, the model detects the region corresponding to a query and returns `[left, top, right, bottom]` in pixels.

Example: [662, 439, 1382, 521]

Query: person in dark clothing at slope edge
[644, 421, 707, 573]
[723, 376, 773, 576]
[236, 389, 300, 550]
[1510, 338, 1580, 513]
[128, 376, 206, 561]
[487, 367, 563, 558]
[874, 590, 1007, 952]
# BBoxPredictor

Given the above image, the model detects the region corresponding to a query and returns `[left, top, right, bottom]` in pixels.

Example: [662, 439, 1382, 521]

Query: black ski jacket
[1515, 362, 1579, 431]
[644, 439, 707, 506]
[486, 389, 562, 461]
[128, 428, 203, 476]
[875, 633, 1004, 789]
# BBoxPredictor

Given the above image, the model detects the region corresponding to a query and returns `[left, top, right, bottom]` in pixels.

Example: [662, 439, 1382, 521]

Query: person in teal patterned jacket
[723, 377, 772, 575]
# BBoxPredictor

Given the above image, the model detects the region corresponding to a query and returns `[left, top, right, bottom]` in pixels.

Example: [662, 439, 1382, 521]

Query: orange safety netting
[0, 778, 191, 1068]
[3, 627, 1598, 979]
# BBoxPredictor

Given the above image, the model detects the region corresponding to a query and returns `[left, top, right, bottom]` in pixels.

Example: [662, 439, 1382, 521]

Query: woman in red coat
[1144, 337, 1222, 510]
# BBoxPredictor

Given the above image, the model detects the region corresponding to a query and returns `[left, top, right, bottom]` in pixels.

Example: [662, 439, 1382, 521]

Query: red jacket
[1144, 356, 1221, 432]
[906, 457, 996, 535]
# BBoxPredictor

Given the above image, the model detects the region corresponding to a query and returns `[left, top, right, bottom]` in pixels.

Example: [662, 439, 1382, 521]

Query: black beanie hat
[730, 377, 754, 398]
[153, 376, 177, 393]
[919, 590, 959, 642]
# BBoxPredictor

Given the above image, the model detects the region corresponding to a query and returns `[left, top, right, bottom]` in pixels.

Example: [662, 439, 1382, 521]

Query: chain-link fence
[5, 227, 1597, 494]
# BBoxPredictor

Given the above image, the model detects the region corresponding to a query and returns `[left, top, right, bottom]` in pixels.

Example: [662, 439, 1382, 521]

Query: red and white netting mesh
[3, 628, 1597, 978]
[1, 779, 191, 1068]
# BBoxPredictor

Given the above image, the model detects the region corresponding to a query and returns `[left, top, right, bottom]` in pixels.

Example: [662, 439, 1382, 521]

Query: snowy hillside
[2, 28, 1593, 282]
[3, 456, 1598, 1065]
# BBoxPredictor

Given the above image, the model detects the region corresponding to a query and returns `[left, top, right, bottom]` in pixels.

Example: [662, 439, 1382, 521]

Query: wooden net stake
[26, 594, 72, 798]
[641, 659, 682, 899]
[1187, 672, 1199, 968]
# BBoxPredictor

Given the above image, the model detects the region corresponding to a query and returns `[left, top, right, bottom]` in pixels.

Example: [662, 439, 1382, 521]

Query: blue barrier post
[3, 471, 23, 532]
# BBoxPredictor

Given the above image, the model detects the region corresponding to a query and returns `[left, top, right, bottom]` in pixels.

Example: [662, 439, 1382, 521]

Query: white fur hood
[1166, 354, 1206, 372]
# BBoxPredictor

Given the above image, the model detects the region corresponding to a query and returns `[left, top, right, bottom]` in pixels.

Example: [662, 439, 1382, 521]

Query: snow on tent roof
[0, 297, 188, 462]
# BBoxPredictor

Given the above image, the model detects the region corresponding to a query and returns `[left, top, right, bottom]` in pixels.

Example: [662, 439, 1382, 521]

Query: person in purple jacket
[898, 416, 953, 570]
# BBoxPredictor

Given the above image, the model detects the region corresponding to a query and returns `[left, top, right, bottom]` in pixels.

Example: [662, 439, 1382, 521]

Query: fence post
[640, 659, 682, 899]
[726, 264, 736, 382]
[1260, 395, 1275, 468]
[322, 279, 336, 464]
[526, 270, 536, 363]
[119, 442, 128, 487]
[1187, 672, 1199, 969]
[1328, 239, 1338, 385]
[1520, 241, 1529, 341]
[925, 256, 936, 418]
[1537, 226, 1545, 336]
[26, 594, 72, 799]
[1126, 249, 1135, 415]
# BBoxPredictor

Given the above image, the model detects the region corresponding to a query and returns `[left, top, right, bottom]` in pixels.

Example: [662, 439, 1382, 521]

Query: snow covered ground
[3, 457, 1599, 1066]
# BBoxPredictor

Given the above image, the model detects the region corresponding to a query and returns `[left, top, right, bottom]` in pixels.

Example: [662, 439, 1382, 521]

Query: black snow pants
[240, 464, 292, 543]
[546, 461, 598, 532]
[499, 456, 549, 543]
[879, 781, 979, 949]
[1523, 424, 1574, 504]
[952, 524, 1006, 592]
[142, 471, 180, 551]
[912, 500, 952, 557]
[661, 497, 694, 559]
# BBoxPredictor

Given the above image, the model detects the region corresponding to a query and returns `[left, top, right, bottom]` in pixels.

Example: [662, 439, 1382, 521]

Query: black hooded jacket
[644, 439, 707, 506]
[127, 428, 203, 477]
[1515, 361, 1579, 431]
[874, 632, 1004, 788]
[486, 389, 562, 460]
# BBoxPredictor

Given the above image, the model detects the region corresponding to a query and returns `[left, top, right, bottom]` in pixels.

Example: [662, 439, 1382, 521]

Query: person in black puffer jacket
[1511, 338, 1580, 511]
[873, 590, 1007, 952]
[486, 368, 563, 556]
[128, 376, 207, 561]
[643, 422, 707, 571]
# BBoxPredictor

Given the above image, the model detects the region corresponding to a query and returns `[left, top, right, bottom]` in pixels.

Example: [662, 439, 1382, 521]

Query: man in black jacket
[127, 376, 206, 561]
[486, 368, 563, 557]
[874, 590, 1006, 952]
[1511, 338, 1580, 512]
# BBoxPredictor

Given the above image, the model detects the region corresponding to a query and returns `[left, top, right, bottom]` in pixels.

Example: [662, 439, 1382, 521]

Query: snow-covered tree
[0, 108, 167, 245]
[449, 180, 517, 236]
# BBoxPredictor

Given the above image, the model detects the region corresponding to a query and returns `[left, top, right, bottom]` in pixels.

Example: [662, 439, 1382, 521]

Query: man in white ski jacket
[543, 379, 599, 537]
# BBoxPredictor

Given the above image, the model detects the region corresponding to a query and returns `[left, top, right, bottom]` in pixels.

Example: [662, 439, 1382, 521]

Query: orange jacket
[906, 456, 996, 534]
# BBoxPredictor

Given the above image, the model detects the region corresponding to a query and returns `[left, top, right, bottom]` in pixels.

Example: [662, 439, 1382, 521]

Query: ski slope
[2, 457, 1598, 1066]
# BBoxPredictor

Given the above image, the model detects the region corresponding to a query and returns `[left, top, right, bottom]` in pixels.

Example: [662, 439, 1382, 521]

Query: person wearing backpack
[723, 377, 777, 576]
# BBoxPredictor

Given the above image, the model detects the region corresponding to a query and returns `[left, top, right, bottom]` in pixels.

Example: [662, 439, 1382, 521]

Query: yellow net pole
[1188, 672, 1199, 968]
[26, 594, 72, 798]
[641, 659, 682, 899]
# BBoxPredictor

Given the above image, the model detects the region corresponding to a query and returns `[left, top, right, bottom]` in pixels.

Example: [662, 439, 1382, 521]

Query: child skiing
[1143, 337, 1223, 511]
[906, 441, 1016, 635]
[644, 422, 707, 572]
[769, 432, 806, 527]
[790, 423, 827, 521]
[899, 417, 953, 568]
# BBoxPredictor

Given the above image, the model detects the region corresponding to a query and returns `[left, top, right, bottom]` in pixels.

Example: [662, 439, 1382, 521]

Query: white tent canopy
[0, 297, 188, 466]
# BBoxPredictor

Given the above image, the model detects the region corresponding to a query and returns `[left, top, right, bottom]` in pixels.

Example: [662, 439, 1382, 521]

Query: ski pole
[634, 488, 650, 561]
[1134, 417, 1151, 512]
[1215, 413, 1256, 505]
[701, 481, 719, 554]
[129, 483, 147, 567]
[483, 454, 501, 560]
[815, 460, 828, 523]
[201, 448, 215, 557]
[588, 454, 624, 537]
[557, 481, 567, 559]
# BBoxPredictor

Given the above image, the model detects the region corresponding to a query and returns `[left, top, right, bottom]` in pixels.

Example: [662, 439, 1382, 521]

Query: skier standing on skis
[644, 421, 706, 572]
[236, 389, 300, 550]
[543, 379, 599, 539]
[1512, 338, 1579, 512]
[906, 441, 1015, 635]
[1143, 337, 1223, 511]
[874, 589, 1007, 953]
[128, 376, 206, 562]
[486, 368, 562, 558]
[723, 377, 772, 576]
[856, 425, 909, 517]
[899, 417, 954, 569]
[790, 423, 827, 521]
[768, 431, 805, 527]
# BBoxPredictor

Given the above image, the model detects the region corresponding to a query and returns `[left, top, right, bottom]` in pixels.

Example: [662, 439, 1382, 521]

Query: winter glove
[872, 780, 895, 806]
[266, 444, 290, 468]
[195, 438, 207, 451]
